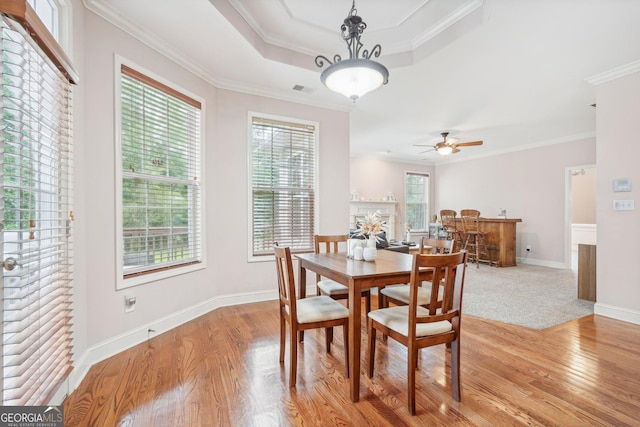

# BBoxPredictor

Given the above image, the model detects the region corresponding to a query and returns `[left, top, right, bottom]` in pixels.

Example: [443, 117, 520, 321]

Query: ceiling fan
[414, 132, 483, 156]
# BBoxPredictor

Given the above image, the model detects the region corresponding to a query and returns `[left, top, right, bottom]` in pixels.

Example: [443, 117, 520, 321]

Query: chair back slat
[314, 234, 349, 282]
[460, 209, 481, 233]
[274, 245, 297, 320]
[440, 209, 457, 233]
[419, 237, 457, 254]
[408, 251, 467, 324]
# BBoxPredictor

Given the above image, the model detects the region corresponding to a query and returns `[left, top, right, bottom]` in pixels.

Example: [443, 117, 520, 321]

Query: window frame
[404, 171, 430, 233]
[247, 112, 319, 262]
[114, 56, 206, 289]
[0, 3, 75, 406]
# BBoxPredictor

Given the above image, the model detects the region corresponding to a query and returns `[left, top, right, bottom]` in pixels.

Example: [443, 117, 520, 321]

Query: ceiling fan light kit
[315, 0, 389, 102]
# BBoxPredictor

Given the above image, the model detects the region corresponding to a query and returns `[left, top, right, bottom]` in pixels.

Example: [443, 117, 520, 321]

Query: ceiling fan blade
[413, 143, 433, 147]
[418, 148, 436, 154]
[451, 147, 461, 154]
[454, 140, 483, 147]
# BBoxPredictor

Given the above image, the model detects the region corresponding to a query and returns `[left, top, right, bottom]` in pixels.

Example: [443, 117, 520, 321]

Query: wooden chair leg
[343, 322, 349, 378]
[326, 327, 333, 353]
[367, 321, 376, 378]
[279, 314, 286, 363]
[289, 325, 298, 388]
[451, 338, 461, 402]
[408, 348, 417, 415]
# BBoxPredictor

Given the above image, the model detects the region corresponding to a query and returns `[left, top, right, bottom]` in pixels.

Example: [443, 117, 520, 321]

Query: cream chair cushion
[368, 306, 452, 337]
[317, 279, 349, 296]
[380, 283, 443, 306]
[295, 296, 349, 324]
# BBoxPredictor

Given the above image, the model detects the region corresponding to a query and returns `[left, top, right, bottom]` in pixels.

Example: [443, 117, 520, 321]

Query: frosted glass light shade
[321, 59, 389, 102]
[437, 145, 453, 156]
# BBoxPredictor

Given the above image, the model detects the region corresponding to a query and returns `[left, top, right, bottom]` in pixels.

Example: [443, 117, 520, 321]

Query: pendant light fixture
[315, 1, 389, 102]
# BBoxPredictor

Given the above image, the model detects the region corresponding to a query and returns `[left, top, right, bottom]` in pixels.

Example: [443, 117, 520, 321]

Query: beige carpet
[462, 263, 594, 330]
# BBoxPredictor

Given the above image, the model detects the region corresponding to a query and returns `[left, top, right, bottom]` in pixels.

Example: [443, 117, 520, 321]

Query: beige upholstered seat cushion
[295, 296, 349, 324]
[317, 279, 349, 295]
[380, 283, 443, 306]
[368, 306, 452, 337]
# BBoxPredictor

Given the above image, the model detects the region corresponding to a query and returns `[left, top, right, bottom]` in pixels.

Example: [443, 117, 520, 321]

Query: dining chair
[367, 250, 468, 415]
[315, 234, 372, 314]
[440, 209, 464, 249]
[460, 209, 493, 268]
[273, 245, 349, 388]
[378, 237, 457, 309]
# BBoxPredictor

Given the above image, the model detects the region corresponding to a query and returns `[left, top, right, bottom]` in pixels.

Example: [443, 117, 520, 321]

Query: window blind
[120, 65, 202, 278]
[405, 172, 429, 231]
[1, 17, 74, 405]
[251, 117, 316, 256]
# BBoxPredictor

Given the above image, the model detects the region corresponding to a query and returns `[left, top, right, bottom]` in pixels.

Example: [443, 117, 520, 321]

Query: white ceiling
[87, 0, 640, 164]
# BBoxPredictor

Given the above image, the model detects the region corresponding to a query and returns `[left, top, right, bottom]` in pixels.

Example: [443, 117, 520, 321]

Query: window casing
[405, 172, 430, 232]
[116, 60, 204, 288]
[249, 114, 318, 259]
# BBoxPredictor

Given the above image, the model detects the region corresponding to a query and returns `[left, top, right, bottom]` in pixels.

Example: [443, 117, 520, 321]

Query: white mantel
[349, 201, 397, 241]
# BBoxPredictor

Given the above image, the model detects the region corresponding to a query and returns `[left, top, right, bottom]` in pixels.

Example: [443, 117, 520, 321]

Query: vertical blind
[120, 65, 202, 277]
[251, 117, 316, 255]
[1, 17, 74, 405]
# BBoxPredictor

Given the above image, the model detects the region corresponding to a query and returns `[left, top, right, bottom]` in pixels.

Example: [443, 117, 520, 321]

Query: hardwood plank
[64, 298, 640, 426]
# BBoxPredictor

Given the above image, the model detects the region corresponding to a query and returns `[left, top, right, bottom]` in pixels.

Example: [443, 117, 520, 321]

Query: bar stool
[440, 209, 464, 249]
[460, 209, 494, 268]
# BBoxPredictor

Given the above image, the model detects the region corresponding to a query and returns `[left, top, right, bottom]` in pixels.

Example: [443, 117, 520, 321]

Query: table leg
[298, 263, 306, 342]
[348, 278, 361, 402]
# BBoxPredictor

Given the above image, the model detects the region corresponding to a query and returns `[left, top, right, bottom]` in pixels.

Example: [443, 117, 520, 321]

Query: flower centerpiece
[357, 210, 387, 244]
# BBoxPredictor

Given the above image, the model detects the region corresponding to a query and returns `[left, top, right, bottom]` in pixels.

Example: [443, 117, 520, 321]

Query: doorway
[566, 165, 597, 270]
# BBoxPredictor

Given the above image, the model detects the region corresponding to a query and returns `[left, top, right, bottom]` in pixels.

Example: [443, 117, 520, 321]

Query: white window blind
[120, 65, 202, 278]
[1, 16, 74, 405]
[405, 172, 429, 231]
[251, 116, 316, 256]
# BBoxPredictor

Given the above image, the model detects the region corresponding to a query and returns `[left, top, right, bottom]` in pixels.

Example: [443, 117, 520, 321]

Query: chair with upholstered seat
[273, 245, 349, 388]
[367, 250, 468, 415]
[378, 237, 457, 310]
[460, 209, 493, 268]
[315, 234, 372, 313]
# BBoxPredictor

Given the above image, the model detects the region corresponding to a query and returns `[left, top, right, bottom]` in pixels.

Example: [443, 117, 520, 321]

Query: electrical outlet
[124, 294, 136, 313]
[526, 245, 531, 252]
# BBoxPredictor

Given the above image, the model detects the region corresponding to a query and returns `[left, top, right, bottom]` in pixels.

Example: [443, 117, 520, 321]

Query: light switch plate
[613, 199, 635, 211]
[613, 178, 632, 192]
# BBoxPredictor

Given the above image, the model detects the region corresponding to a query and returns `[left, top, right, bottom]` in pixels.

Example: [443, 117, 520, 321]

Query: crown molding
[82, 0, 351, 112]
[585, 60, 640, 85]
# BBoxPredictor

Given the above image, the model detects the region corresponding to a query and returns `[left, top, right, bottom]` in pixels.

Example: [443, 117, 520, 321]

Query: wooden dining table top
[295, 249, 431, 289]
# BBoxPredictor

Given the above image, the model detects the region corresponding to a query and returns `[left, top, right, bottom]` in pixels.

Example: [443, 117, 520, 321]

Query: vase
[363, 246, 377, 261]
[367, 236, 377, 248]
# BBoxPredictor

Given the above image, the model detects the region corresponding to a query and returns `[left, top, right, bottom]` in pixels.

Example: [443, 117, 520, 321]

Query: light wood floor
[64, 297, 640, 426]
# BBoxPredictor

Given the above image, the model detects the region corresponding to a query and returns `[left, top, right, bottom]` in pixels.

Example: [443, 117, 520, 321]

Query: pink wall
[594, 70, 640, 320]
[78, 11, 349, 351]
[350, 158, 435, 241]
[435, 138, 595, 265]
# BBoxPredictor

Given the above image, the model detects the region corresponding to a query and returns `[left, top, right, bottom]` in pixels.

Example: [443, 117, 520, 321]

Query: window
[116, 62, 204, 288]
[1, 9, 75, 405]
[250, 114, 317, 258]
[27, 0, 58, 39]
[405, 172, 430, 231]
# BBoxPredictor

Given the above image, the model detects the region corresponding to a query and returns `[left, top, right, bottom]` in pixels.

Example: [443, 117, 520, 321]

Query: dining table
[295, 249, 433, 402]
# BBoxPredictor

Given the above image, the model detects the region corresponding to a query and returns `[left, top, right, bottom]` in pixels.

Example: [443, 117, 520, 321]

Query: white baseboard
[517, 257, 569, 269]
[594, 303, 640, 326]
[68, 289, 278, 393]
